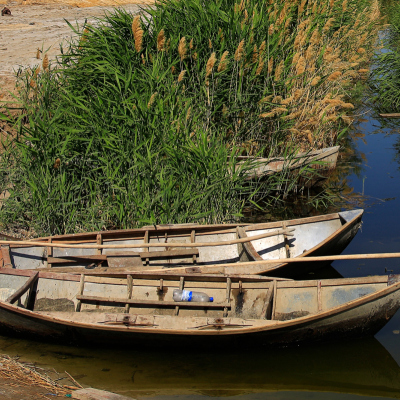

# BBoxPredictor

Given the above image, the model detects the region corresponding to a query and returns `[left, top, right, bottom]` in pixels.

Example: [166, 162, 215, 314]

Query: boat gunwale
[14, 213, 343, 247]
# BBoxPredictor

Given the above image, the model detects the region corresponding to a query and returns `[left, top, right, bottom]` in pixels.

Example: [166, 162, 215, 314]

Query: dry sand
[0, 0, 153, 97]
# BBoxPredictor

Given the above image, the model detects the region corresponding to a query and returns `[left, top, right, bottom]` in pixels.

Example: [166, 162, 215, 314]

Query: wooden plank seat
[47, 249, 200, 265]
[76, 294, 230, 309]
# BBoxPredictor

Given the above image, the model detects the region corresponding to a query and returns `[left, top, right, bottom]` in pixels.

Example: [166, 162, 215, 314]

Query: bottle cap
[209, 297, 213, 302]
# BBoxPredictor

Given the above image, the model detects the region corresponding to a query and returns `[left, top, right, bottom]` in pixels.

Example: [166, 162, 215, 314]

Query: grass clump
[0, 0, 380, 236]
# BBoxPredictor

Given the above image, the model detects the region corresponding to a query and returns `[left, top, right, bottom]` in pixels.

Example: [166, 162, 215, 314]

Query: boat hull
[0, 274, 398, 349]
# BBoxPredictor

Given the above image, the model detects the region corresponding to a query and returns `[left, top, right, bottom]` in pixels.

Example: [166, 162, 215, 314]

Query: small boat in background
[0, 268, 398, 348]
[238, 145, 340, 185]
[0, 210, 363, 278]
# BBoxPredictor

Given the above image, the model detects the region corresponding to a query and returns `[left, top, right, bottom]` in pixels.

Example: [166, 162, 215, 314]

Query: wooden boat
[239, 145, 339, 184]
[1, 210, 363, 278]
[0, 268, 398, 348]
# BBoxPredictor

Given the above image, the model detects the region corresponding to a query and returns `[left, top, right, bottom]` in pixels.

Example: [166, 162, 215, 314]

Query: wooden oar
[379, 113, 400, 118]
[0, 228, 294, 249]
[150, 252, 400, 274]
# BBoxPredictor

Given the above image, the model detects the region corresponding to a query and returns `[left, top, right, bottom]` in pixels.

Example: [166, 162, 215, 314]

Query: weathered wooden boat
[239, 145, 339, 184]
[1, 210, 363, 278]
[0, 268, 398, 348]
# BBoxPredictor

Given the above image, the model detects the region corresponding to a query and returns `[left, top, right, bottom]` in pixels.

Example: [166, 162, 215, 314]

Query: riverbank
[0, 354, 74, 399]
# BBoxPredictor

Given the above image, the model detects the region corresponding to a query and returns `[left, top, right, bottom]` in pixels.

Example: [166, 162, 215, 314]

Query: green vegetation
[370, 1, 400, 113]
[0, 0, 380, 235]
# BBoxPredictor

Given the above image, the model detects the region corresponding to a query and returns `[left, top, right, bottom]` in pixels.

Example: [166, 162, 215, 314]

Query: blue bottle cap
[209, 297, 213, 302]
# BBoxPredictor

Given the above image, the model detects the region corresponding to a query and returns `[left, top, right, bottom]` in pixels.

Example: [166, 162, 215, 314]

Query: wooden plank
[125, 275, 133, 313]
[191, 230, 196, 264]
[237, 227, 264, 261]
[76, 274, 85, 312]
[271, 280, 277, 320]
[96, 234, 102, 256]
[175, 276, 184, 316]
[48, 249, 199, 268]
[317, 280, 322, 312]
[4, 228, 295, 250]
[72, 388, 134, 400]
[224, 277, 231, 317]
[1, 245, 12, 268]
[76, 294, 230, 309]
[47, 238, 53, 268]
[48, 255, 107, 264]
[6, 272, 39, 304]
[262, 281, 275, 319]
[9, 211, 342, 249]
[144, 230, 149, 266]
[282, 222, 290, 258]
[106, 249, 199, 258]
[0, 267, 287, 283]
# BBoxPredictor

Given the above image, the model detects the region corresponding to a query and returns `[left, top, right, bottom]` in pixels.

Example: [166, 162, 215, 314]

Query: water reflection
[0, 335, 399, 399]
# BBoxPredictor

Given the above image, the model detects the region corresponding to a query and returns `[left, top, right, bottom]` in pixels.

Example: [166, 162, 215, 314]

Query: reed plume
[178, 37, 187, 61]
[256, 56, 264, 75]
[189, 38, 194, 49]
[311, 76, 321, 86]
[147, 92, 157, 108]
[209, 39, 212, 49]
[157, 29, 165, 51]
[234, 40, 245, 61]
[268, 24, 274, 35]
[274, 60, 284, 81]
[132, 16, 143, 52]
[258, 95, 273, 104]
[296, 56, 306, 75]
[323, 18, 335, 33]
[259, 41, 266, 54]
[252, 45, 258, 63]
[259, 112, 275, 118]
[267, 57, 273, 74]
[218, 51, 229, 72]
[42, 54, 49, 71]
[36, 48, 41, 59]
[327, 71, 342, 81]
[178, 70, 186, 82]
[205, 52, 217, 78]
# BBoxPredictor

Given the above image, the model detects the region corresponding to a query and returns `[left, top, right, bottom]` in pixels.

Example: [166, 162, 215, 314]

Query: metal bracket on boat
[190, 317, 252, 330]
[98, 314, 156, 327]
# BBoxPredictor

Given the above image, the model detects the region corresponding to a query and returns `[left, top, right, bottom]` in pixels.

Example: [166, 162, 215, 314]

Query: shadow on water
[0, 334, 399, 399]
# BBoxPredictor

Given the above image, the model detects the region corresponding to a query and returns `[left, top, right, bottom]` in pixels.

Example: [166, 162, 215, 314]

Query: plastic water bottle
[173, 289, 213, 302]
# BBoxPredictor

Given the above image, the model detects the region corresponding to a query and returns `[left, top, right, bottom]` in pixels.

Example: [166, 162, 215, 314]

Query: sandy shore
[0, 0, 152, 96]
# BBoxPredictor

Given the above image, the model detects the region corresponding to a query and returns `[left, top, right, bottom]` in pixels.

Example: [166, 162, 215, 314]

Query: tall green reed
[0, 0, 381, 235]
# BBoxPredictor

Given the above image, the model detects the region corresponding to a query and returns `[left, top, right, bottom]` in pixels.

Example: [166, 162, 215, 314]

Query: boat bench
[47, 248, 200, 267]
[76, 295, 230, 309]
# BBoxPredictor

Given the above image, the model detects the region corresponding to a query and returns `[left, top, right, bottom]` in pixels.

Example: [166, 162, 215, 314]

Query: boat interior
[0, 269, 392, 329]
